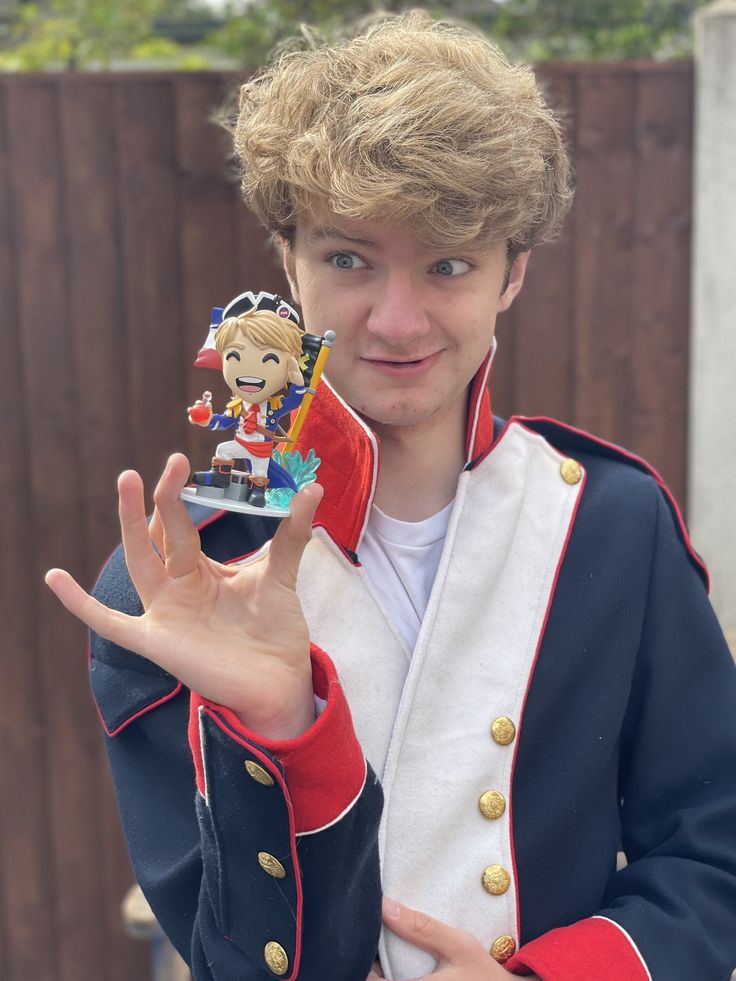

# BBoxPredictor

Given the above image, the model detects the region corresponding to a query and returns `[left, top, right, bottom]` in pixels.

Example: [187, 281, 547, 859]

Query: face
[282, 213, 528, 434]
[221, 331, 292, 403]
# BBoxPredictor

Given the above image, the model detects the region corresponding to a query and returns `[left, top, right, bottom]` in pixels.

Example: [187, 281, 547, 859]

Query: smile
[236, 376, 266, 393]
[362, 353, 440, 376]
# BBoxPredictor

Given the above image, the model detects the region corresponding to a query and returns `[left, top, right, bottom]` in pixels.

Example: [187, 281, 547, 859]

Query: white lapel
[297, 528, 411, 782]
[376, 420, 585, 979]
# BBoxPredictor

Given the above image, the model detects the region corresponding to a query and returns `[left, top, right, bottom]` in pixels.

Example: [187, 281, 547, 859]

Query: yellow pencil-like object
[288, 330, 336, 446]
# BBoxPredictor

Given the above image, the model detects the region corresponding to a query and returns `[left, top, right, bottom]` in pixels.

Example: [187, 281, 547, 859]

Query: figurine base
[180, 486, 291, 519]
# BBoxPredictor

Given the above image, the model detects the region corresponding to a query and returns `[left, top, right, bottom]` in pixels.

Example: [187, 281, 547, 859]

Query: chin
[350, 396, 446, 432]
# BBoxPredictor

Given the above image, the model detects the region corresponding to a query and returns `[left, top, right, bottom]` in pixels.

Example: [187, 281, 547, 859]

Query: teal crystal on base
[267, 448, 321, 509]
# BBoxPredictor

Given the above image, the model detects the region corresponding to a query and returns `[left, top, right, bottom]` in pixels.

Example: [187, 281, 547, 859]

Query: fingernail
[383, 897, 401, 919]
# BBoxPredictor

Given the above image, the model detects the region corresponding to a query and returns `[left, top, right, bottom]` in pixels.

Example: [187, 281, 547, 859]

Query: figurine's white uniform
[213, 404, 271, 479]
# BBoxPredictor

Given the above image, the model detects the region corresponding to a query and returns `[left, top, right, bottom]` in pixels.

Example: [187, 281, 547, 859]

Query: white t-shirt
[359, 500, 454, 652]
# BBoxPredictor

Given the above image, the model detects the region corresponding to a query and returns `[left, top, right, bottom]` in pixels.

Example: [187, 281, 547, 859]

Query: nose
[365, 271, 432, 347]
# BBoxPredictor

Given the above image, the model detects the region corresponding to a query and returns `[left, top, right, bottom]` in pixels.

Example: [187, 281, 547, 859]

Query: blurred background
[1, 1, 734, 978]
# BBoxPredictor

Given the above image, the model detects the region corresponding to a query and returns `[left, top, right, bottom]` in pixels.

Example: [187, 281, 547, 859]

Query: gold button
[491, 716, 516, 746]
[482, 864, 511, 895]
[479, 790, 506, 820]
[491, 934, 516, 962]
[264, 941, 289, 976]
[245, 761, 274, 786]
[258, 852, 286, 879]
[560, 458, 583, 484]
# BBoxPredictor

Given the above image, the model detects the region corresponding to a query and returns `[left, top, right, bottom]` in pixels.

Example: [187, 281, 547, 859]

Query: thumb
[381, 898, 473, 965]
[267, 483, 323, 588]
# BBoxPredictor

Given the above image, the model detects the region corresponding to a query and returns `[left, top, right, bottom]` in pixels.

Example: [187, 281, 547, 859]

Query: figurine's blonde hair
[229, 10, 572, 255]
[215, 308, 303, 361]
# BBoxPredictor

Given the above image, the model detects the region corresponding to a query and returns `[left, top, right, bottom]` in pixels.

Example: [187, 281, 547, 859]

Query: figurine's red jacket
[90, 354, 736, 981]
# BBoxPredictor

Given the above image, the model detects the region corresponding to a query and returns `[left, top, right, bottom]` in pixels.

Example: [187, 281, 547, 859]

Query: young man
[45, 11, 736, 981]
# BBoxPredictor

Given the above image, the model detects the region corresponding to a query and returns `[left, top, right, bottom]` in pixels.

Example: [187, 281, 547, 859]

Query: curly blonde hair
[229, 10, 572, 256]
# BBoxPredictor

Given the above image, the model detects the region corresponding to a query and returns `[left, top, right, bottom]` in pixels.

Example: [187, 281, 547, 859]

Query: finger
[118, 470, 166, 606]
[152, 453, 200, 579]
[45, 568, 147, 654]
[381, 898, 475, 965]
[267, 482, 323, 589]
[148, 507, 164, 557]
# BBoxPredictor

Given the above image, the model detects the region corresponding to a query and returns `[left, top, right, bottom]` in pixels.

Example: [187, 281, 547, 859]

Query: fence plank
[5, 75, 109, 981]
[60, 77, 133, 554]
[508, 68, 577, 423]
[174, 74, 240, 466]
[59, 76, 151, 981]
[630, 66, 692, 504]
[0, 77, 58, 981]
[572, 68, 638, 446]
[116, 77, 183, 495]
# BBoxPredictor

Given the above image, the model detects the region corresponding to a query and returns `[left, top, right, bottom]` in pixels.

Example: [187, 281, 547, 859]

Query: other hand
[45, 453, 322, 740]
[368, 898, 510, 980]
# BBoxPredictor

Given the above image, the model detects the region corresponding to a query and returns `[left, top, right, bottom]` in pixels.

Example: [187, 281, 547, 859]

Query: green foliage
[0, 0, 708, 71]
[129, 34, 208, 69]
[490, 0, 710, 61]
[204, 0, 707, 67]
[205, 0, 388, 69]
[0, 0, 180, 70]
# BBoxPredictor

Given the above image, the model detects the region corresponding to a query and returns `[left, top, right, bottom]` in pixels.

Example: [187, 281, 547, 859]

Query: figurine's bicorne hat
[194, 290, 300, 371]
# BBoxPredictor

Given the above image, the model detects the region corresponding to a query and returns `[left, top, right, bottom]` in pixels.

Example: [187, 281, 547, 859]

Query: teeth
[237, 376, 264, 386]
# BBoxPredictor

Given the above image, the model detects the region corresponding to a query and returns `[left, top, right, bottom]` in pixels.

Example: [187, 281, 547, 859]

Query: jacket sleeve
[90, 545, 383, 981]
[207, 412, 237, 431]
[507, 487, 736, 981]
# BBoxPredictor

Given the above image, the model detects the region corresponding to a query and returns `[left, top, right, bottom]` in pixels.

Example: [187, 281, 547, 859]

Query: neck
[370, 396, 468, 521]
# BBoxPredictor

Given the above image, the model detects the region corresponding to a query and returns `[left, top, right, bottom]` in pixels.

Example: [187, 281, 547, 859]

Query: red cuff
[188, 644, 366, 834]
[507, 917, 650, 981]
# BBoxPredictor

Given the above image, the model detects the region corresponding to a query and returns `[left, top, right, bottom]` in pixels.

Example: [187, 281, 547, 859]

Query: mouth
[236, 376, 266, 393]
[362, 352, 440, 376]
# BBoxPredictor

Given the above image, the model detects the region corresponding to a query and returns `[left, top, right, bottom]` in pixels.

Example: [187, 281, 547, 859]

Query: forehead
[223, 330, 283, 354]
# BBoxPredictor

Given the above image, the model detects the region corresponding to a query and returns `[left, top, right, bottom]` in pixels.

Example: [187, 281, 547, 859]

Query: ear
[286, 355, 304, 386]
[497, 251, 531, 313]
[280, 237, 300, 305]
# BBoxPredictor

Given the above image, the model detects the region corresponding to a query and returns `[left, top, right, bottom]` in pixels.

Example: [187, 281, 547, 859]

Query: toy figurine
[181, 290, 334, 516]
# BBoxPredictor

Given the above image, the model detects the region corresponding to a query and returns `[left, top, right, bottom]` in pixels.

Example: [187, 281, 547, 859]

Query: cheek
[462, 315, 497, 355]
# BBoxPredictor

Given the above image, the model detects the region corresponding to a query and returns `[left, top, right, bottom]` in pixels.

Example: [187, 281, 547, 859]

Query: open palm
[46, 453, 322, 740]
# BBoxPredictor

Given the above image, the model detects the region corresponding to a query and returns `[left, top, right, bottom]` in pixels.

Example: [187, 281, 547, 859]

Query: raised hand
[45, 453, 322, 741]
[369, 899, 513, 980]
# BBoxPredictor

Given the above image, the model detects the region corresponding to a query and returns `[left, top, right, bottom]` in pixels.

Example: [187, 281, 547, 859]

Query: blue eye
[329, 251, 368, 270]
[433, 259, 472, 277]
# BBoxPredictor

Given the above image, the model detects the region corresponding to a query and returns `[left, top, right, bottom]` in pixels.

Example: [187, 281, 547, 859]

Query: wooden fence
[0, 61, 693, 980]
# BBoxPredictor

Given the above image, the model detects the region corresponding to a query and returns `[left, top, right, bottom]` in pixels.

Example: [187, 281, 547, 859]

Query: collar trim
[465, 339, 496, 466]
[294, 349, 496, 556]
[293, 378, 379, 557]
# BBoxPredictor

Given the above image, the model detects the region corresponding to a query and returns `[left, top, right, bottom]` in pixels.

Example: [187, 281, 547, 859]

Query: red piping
[506, 423, 588, 942]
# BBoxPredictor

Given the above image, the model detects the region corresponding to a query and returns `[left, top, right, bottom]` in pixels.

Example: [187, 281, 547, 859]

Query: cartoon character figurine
[182, 290, 334, 516]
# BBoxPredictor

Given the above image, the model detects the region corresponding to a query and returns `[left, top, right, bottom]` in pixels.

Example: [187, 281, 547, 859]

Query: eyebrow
[305, 223, 491, 258]
[306, 225, 377, 247]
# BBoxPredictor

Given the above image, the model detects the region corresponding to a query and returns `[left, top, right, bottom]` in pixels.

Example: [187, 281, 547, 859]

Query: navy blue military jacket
[90, 370, 736, 981]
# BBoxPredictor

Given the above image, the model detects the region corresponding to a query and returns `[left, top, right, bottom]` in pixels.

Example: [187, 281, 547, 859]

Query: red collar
[294, 346, 495, 558]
